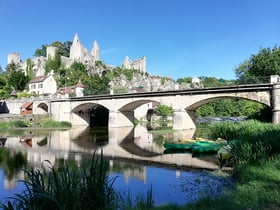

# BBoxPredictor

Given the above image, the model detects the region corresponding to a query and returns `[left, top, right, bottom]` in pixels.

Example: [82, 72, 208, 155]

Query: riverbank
[0, 114, 71, 129]
[169, 120, 280, 210]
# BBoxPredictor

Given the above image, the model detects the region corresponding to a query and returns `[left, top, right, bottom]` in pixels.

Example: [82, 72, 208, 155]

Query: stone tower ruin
[123, 56, 146, 73]
[69, 33, 100, 65]
[7, 52, 21, 64]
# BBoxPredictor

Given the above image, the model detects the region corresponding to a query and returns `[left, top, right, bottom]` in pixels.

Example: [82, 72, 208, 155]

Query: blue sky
[0, 0, 279, 80]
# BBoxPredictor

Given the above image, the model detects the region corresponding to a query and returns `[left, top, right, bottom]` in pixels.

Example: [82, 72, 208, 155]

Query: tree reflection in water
[0, 147, 27, 181]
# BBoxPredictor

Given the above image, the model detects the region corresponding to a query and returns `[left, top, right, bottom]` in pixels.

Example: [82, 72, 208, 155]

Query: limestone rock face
[110, 72, 176, 92]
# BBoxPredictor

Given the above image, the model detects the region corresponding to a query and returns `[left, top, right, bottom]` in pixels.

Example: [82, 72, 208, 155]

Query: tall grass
[209, 120, 280, 158]
[0, 151, 155, 210]
[0, 151, 118, 210]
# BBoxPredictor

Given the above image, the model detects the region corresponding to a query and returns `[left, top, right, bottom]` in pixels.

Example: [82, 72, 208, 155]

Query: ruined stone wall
[7, 53, 21, 64]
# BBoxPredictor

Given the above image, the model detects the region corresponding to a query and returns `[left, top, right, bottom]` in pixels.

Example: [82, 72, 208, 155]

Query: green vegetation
[196, 99, 270, 122]
[0, 148, 27, 180]
[39, 120, 72, 128]
[235, 45, 280, 84]
[156, 104, 173, 116]
[0, 118, 71, 129]
[0, 152, 154, 210]
[0, 152, 118, 210]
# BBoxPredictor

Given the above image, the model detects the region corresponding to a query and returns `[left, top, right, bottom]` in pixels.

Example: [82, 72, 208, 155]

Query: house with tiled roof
[57, 79, 84, 97]
[28, 71, 57, 95]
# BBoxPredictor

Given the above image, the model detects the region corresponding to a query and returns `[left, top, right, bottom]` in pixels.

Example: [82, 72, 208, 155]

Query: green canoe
[163, 140, 226, 155]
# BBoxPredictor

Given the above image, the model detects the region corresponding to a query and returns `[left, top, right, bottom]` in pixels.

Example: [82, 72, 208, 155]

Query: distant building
[123, 56, 146, 73]
[28, 71, 57, 95]
[20, 101, 33, 115]
[57, 80, 84, 97]
[192, 76, 201, 84]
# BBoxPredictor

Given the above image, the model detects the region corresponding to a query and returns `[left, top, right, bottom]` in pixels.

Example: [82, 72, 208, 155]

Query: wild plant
[0, 151, 118, 210]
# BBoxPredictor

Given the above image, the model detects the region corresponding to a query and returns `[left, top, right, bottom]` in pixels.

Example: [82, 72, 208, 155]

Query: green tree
[34, 41, 72, 58]
[176, 77, 192, 84]
[235, 46, 280, 84]
[8, 70, 29, 91]
[84, 74, 109, 95]
[156, 104, 173, 116]
[5, 62, 19, 76]
[45, 50, 61, 74]
[0, 65, 4, 74]
[26, 59, 35, 79]
[51, 41, 72, 57]
[0, 76, 7, 89]
[202, 77, 222, 87]
[34, 44, 47, 57]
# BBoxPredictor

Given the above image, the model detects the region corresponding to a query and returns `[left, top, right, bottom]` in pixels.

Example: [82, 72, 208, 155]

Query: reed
[209, 120, 280, 160]
[0, 151, 118, 210]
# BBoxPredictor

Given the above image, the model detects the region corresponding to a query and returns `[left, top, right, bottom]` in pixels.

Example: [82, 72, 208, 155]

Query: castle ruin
[123, 56, 146, 73]
[7, 33, 146, 77]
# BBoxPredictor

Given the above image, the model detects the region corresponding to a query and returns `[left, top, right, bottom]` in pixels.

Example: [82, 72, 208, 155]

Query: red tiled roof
[20, 101, 33, 109]
[76, 80, 84, 88]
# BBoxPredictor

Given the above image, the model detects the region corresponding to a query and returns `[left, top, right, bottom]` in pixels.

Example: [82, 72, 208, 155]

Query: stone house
[28, 72, 57, 95]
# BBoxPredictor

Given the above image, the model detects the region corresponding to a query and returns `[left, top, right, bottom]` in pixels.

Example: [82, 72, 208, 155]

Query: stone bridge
[4, 83, 280, 130]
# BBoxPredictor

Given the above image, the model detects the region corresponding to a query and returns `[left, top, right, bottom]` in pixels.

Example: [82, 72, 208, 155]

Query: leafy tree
[156, 104, 173, 116]
[56, 62, 88, 88]
[196, 98, 268, 121]
[0, 65, 4, 74]
[34, 44, 47, 57]
[0, 76, 7, 89]
[8, 70, 29, 91]
[202, 77, 222, 87]
[176, 77, 192, 84]
[84, 74, 109, 95]
[45, 50, 61, 74]
[235, 46, 280, 84]
[25, 59, 35, 79]
[34, 41, 72, 58]
[5, 62, 19, 76]
[51, 41, 72, 57]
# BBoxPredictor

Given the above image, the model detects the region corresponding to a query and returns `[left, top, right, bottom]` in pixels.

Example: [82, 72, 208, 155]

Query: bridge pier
[172, 109, 196, 130]
[108, 110, 134, 128]
[272, 84, 280, 124]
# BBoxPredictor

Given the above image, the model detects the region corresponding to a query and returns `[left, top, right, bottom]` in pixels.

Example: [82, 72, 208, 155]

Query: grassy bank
[0, 116, 71, 129]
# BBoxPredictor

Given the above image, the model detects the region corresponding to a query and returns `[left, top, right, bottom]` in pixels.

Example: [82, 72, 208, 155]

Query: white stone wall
[7, 53, 20, 64]
[47, 46, 57, 59]
[43, 75, 57, 95]
[123, 56, 146, 73]
[29, 75, 57, 95]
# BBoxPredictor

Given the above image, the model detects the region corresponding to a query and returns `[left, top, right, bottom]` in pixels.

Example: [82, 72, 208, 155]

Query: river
[0, 125, 233, 206]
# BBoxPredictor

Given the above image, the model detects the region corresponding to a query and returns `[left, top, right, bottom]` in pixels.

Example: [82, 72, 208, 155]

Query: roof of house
[76, 79, 84, 88]
[57, 80, 84, 94]
[29, 75, 48, 84]
[20, 101, 33, 109]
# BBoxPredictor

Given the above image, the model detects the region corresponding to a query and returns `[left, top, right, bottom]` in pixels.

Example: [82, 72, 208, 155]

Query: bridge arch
[114, 99, 161, 127]
[37, 102, 48, 114]
[186, 95, 270, 111]
[71, 102, 109, 126]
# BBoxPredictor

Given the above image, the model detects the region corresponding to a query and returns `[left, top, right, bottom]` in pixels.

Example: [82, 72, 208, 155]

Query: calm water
[0, 125, 233, 206]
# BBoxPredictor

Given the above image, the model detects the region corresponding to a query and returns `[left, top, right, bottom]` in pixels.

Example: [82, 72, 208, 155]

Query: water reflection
[0, 125, 226, 206]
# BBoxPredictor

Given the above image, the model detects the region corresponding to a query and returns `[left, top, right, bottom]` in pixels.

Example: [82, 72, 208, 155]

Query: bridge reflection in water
[1, 125, 227, 206]
[3, 125, 219, 170]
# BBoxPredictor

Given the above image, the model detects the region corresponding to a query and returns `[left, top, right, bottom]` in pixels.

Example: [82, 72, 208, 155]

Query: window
[31, 84, 36, 89]
[38, 84, 43, 88]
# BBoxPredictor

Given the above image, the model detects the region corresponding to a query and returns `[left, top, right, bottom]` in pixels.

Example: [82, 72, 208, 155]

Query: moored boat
[163, 140, 226, 155]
